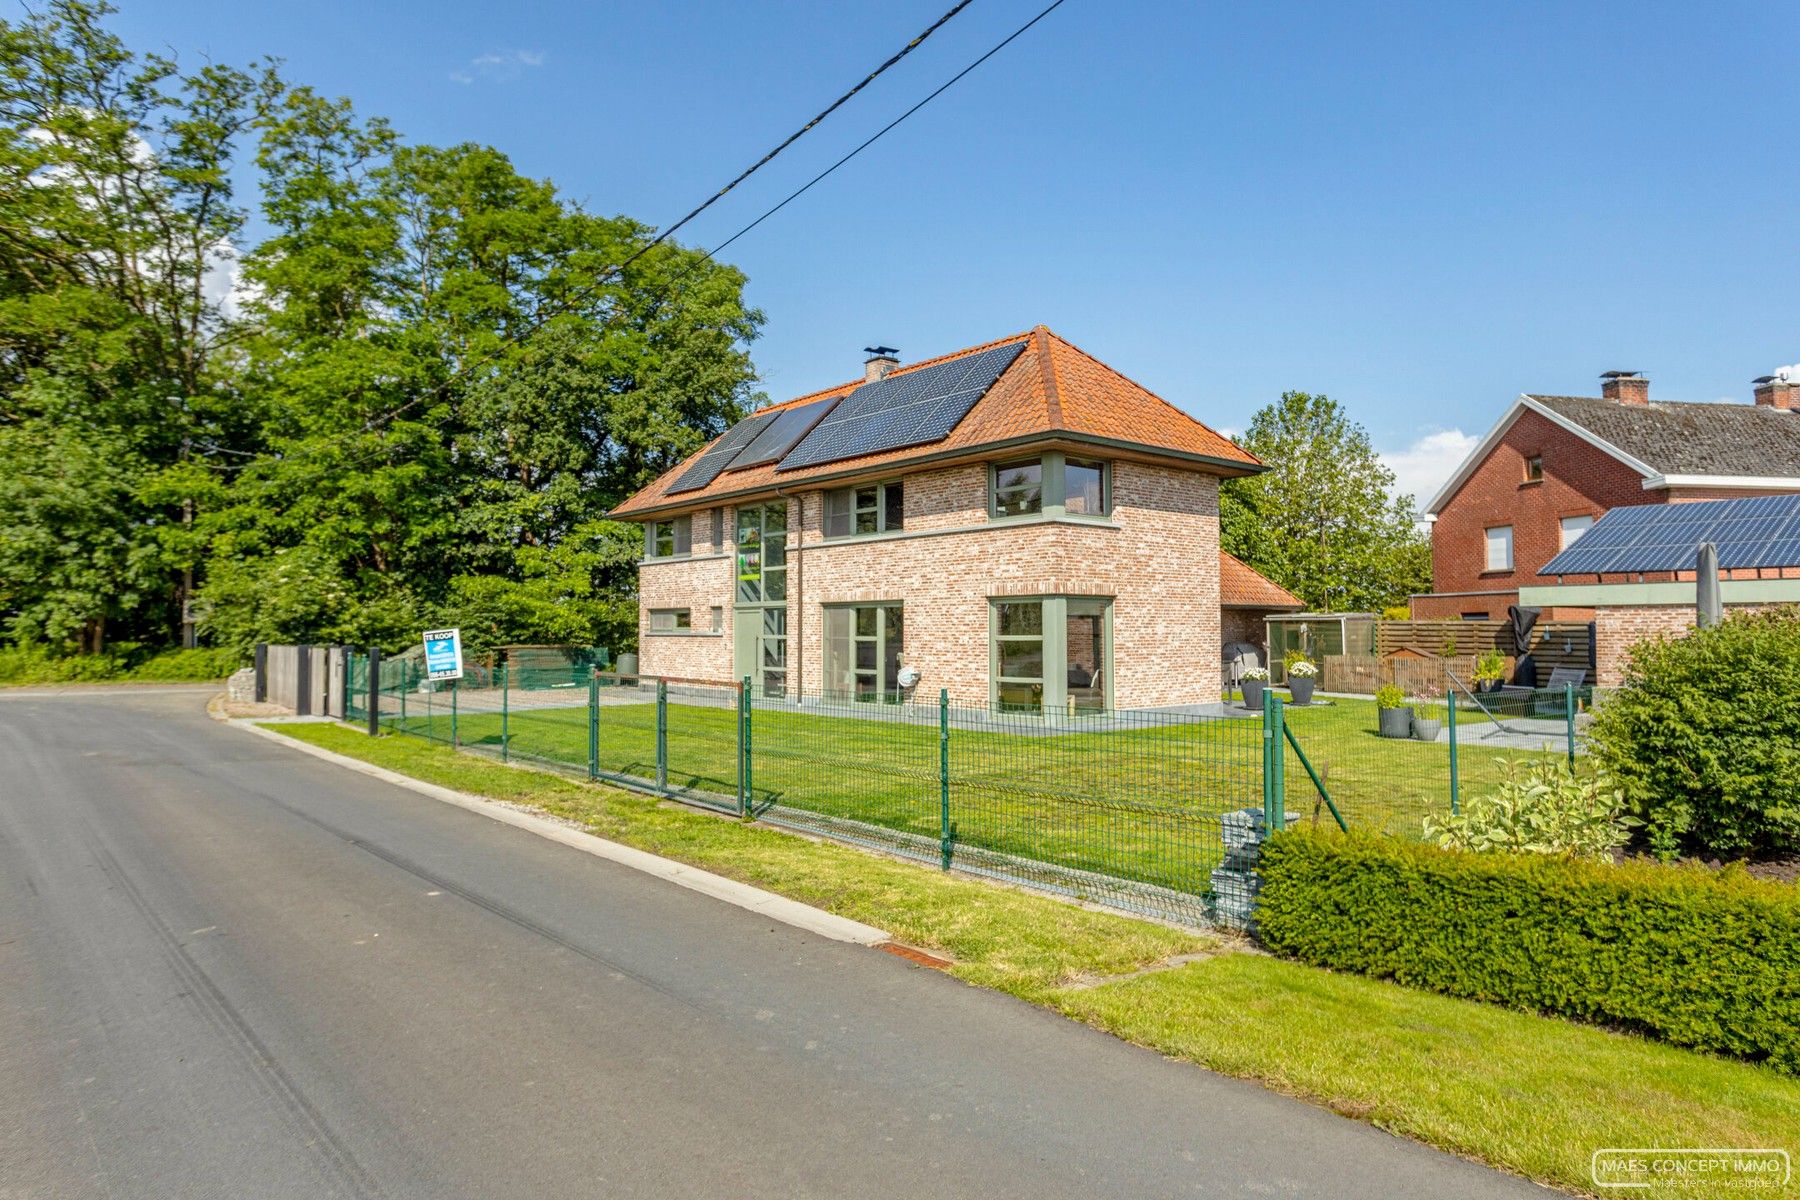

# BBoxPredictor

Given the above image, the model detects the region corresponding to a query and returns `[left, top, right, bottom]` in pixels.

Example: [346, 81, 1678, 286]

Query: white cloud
[1381, 428, 1480, 513]
[451, 49, 546, 84]
[1776, 363, 1800, 383]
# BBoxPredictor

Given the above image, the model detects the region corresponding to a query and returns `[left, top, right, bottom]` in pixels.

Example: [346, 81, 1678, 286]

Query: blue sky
[98, 0, 1800, 504]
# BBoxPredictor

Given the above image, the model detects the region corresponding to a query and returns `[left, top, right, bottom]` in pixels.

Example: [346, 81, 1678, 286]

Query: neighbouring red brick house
[1413, 369, 1800, 620]
[611, 327, 1294, 713]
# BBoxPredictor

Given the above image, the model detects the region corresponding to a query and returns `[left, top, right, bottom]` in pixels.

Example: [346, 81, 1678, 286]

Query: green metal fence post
[740, 676, 754, 818]
[587, 672, 598, 780]
[366, 646, 381, 737]
[1448, 685, 1460, 815]
[1261, 685, 1275, 828]
[500, 664, 509, 763]
[1269, 692, 1286, 830]
[424, 678, 432, 742]
[450, 680, 458, 747]
[735, 681, 747, 816]
[1565, 682, 1577, 769]
[939, 688, 952, 871]
[655, 678, 669, 793]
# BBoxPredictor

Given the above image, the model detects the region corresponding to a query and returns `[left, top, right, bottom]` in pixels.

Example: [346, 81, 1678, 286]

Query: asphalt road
[0, 689, 1545, 1199]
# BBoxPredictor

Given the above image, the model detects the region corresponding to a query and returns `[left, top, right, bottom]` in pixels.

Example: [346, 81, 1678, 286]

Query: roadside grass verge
[265, 720, 1800, 1198]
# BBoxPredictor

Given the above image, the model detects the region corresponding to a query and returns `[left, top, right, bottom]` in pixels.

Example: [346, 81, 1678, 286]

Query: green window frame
[989, 595, 1114, 717]
[646, 515, 692, 559]
[823, 481, 903, 538]
[648, 608, 692, 633]
[823, 603, 904, 703]
[988, 453, 1110, 521]
[735, 502, 788, 603]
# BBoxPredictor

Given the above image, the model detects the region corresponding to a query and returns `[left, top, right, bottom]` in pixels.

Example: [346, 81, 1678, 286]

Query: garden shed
[1263, 612, 1377, 683]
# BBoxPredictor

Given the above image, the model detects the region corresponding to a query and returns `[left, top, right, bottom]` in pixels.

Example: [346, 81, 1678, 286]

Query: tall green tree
[1221, 391, 1430, 612]
[0, 0, 275, 649]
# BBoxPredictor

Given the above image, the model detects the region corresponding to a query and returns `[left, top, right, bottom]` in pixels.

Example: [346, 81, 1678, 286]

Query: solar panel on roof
[724, 395, 841, 472]
[776, 341, 1026, 472]
[1539, 493, 1800, 576]
[664, 410, 779, 495]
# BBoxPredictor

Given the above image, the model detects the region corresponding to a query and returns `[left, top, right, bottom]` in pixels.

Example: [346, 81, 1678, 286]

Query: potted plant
[1287, 657, 1318, 705]
[1473, 649, 1506, 693]
[1375, 684, 1412, 738]
[1239, 665, 1268, 711]
[1411, 683, 1445, 742]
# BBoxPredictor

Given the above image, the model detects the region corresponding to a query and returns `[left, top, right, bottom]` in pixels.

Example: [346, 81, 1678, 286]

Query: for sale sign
[422, 628, 464, 681]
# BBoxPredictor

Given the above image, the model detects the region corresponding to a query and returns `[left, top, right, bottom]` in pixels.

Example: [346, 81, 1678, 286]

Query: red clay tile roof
[611, 326, 1261, 517]
[1220, 551, 1302, 609]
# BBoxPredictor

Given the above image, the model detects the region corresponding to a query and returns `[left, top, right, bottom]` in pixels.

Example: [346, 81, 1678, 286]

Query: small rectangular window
[1523, 455, 1543, 482]
[992, 459, 1043, 516]
[1484, 525, 1514, 572]
[1559, 514, 1593, 550]
[711, 508, 724, 552]
[647, 516, 692, 559]
[1461, 611, 1490, 621]
[823, 481, 902, 538]
[649, 608, 692, 633]
[709, 606, 723, 633]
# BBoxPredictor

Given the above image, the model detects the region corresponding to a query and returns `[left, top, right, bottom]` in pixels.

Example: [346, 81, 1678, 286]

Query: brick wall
[1593, 602, 1783, 686]
[635, 459, 1225, 708]
[1428, 408, 1667, 619]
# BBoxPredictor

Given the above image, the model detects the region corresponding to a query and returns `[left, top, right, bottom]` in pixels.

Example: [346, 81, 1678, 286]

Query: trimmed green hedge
[1257, 829, 1800, 1073]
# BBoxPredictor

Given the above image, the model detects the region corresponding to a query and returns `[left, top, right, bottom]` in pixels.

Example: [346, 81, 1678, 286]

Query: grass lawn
[265, 720, 1799, 1199]
[381, 685, 1560, 900]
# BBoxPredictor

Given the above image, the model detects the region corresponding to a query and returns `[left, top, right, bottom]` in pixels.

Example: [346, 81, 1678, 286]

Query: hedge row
[1257, 829, 1800, 1073]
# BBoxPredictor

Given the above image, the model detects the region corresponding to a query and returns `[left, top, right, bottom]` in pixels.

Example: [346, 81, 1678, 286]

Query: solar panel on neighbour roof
[776, 341, 1026, 472]
[724, 395, 841, 471]
[1538, 493, 1800, 576]
[664, 410, 779, 495]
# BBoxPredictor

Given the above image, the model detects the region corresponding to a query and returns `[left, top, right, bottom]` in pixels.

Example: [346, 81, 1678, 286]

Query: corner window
[1484, 525, 1514, 572]
[823, 604, 904, 702]
[649, 608, 692, 633]
[1524, 455, 1543, 483]
[992, 459, 1044, 517]
[824, 481, 903, 538]
[990, 596, 1112, 715]
[1559, 514, 1593, 550]
[735, 503, 787, 602]
[989, 453, 1110, 519]
[647, 516, 692, 559]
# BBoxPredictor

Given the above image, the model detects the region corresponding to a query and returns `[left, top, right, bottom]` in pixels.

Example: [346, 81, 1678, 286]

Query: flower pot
[1378, 705, 1413, 738]
[1412, 716, 1444, 742]
[1241, 677, 1265, 711]
[1288, 677, 1316, 705]
[1475, 678, 1501, 694]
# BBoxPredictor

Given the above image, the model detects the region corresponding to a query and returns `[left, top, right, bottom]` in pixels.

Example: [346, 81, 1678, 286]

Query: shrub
[1258, 828, 1800, 1073]
[0, 643, 244, 685]
[1374, 684, 1406, 708]
[1424, 758, 1636, 862]
[1473, 648, 1505, 683]
[1381, 605, 1411, 620]
[1588, 608, 1800, 859]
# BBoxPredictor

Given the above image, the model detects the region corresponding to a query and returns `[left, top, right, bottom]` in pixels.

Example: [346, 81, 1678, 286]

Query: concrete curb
[227, 719, 892, 947]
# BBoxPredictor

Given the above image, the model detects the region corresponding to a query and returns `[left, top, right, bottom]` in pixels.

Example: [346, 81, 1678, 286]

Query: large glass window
[759, 608, 787, 696]
[1064, 458, 1107, 515]
[991, 596, 1112, 715]
[993, 600, 1046, 711]
[824, 481, 903, 538]
[647, 515, 691, 559]
[736, 503, 787, 602]
[824, 604, 904, 702]
[992, 460, 1043, 517]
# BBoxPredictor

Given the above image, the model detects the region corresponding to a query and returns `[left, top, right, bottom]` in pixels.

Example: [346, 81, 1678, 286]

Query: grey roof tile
[1529, 394, 1800, 477]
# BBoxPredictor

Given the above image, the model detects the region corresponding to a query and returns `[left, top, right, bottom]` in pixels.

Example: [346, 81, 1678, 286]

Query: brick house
[609, 327, 1289, 713]
[1413, 369, 1800, 620]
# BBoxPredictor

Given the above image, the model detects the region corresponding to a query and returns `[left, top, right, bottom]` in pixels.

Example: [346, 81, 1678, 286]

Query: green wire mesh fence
[341, 658, 1607, 928]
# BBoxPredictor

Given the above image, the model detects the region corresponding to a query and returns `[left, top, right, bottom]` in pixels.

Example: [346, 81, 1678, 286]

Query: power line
[213, 0, 1073, 491]
[609, 0, 975, 278]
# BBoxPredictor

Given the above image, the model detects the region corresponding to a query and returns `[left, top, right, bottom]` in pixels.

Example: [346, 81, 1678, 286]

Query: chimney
[1600, 370, 1649, 405]
[863, 345, 899, 383]
[1753, 371, 1798, 411]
